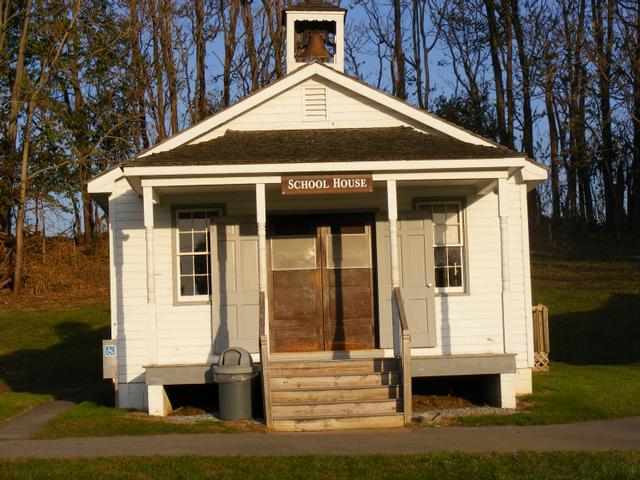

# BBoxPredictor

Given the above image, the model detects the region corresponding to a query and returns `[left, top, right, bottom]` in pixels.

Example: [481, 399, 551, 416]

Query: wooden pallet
[532, 304, 550, 372]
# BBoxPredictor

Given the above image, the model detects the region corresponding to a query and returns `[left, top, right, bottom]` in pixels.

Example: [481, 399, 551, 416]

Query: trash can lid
[219, 347, 253, 368]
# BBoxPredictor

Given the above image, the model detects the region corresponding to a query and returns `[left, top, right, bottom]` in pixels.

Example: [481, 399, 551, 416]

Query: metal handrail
[393, 287, 412, 426]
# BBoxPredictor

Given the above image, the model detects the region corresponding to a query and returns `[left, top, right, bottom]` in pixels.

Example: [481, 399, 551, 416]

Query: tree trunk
[393, 0, 406, 100]
[1, 0, 31, 234]
[159, 0, 178, 134]
[631, 1, 640, 233]
[128, 0, 150, 149]
[502, 0, 515, 149]
[194, 0, 207, 122]
[412, 0, 424, 109]
[149, 0, 167, 140]
[241, 0, 259, 92]
[13, 103, 35, 296]
[262, 0, 284, 79]
[592, 0, 619, 232]
[510, 0, 533, 157]
[484, 0, 508, 146]
[544, 54, 561, 222]
[0, 0, 11, 53]
[220, 0, 240, 108]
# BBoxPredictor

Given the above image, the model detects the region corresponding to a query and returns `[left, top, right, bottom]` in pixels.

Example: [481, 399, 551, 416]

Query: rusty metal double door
[269, 214, 376, 353]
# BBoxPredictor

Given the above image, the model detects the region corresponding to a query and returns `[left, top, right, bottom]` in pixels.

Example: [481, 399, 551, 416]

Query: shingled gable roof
[284, 0, 346, 12]
[126, 127, 522, 168]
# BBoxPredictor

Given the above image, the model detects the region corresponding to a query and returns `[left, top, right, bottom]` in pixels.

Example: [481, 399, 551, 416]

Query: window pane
[192, 212, 207, 231]
[178, 212, 191, 231]
[326, 234, 371, 269]
[179, 233, 193, 253]
[446, 225, 460, 244]
[181, 276, 194, 296]
[194, 255, 208, 275]
[195, 275, 209, 295]
[434, 225, 447, 245]
[434, 247, 447, 267]
[447, 247, 462, 266]
[435, 267, 447, 288]
[193, 233, 207, 252]
[449, 267, 463, 287]
[207, 210, 220, 219]
[432, 205, 446, 225]
[180, 256, 193, 275]
[271, 237, 316, 270]
[445, 205, 460, 224]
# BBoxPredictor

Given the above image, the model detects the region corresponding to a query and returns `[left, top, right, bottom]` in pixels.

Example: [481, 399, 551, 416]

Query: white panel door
[376, 211, 436, 348]
[210, 220, 260, 354]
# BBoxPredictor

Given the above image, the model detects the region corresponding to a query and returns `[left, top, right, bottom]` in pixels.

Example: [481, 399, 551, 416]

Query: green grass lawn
[33, 384, 263, 439]
[0, 452, 639, 479]
[0, 306, 110, 423]
[457, 363, 640, 426]
[454, 252, 640, 426]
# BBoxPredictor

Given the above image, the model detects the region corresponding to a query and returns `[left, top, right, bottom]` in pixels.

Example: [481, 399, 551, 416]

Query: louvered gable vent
[303, 86, 327, 121]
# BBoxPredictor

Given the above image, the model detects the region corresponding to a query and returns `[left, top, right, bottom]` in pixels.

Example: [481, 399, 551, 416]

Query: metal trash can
[213, 347, 257, 420]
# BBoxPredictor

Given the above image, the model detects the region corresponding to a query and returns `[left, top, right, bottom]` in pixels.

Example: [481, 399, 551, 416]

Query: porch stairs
[267, 356, 405, 432]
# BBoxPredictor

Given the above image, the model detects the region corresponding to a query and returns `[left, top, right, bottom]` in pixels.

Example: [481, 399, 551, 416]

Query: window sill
[174, 297, 211, 306]
[435, 291, 470, 297]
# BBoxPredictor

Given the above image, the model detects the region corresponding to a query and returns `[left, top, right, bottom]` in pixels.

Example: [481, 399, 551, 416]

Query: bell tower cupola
[284, 1, 346, 73]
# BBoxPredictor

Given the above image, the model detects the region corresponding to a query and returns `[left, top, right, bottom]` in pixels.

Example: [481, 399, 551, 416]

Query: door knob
[427, 283, 433, 288]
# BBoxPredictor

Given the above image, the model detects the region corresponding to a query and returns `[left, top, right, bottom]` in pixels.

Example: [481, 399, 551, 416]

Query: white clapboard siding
[191, 77, 428, 144]
[110, 175, 535, 408]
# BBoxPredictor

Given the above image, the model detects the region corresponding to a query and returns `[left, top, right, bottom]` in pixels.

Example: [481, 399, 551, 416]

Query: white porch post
[387, 180, 400, 288]
[388, 180, 401, 357]
[143, 186, 158, 365]
[256, 183, 269, 333]
[498, 179, 512, 354]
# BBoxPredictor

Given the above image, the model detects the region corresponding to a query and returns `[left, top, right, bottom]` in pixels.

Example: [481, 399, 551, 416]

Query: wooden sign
[282, 175, 373, 196]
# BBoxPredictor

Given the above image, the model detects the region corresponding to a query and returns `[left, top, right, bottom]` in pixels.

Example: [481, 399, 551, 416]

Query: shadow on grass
[0, 320, 110, 401]
[549, 293, 640, 366]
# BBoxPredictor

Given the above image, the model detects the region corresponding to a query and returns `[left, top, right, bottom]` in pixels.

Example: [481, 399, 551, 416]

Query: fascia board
[88, 167, 123, 194]
[124, 158, 527, 177]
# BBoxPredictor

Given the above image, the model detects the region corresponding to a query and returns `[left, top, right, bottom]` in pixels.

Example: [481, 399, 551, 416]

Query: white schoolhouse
[89, 0, 547, 431]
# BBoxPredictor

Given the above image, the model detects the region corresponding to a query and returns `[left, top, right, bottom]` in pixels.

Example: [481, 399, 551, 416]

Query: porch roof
[125, 127, 522, 168]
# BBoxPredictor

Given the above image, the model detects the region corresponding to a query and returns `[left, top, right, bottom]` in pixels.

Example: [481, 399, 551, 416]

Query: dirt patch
[413, 394, 474, 411]
[126, 411, 265, 432]
[168, 406, 209, 417]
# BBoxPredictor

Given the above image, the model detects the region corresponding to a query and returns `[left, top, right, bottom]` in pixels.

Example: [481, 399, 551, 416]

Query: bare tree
[14, 0, 81, 295]
[220, 0, 240, 107]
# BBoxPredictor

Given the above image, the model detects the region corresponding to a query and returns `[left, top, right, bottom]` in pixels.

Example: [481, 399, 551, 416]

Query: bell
[300, 31, 332, 61]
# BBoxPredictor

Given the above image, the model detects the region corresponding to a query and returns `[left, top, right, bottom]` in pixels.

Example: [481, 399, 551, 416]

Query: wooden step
[269, 358, 399, 376]
[271, 385, 401, 403]
[272, 413, 405, 432]
[270, 372, 400, 389]
[272, 399, 402, 418]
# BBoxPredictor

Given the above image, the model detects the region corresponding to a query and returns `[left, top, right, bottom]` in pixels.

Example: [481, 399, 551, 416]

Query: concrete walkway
[0, 417, 638, 458]
[0, 389, 95, 441]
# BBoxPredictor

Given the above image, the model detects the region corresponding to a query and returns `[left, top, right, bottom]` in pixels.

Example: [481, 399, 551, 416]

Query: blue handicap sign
[104, 345, 117, 357]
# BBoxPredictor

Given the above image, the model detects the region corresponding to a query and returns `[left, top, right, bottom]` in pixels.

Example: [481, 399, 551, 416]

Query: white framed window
[175, 208, 222, 301]
[416, 201, 466, 293]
